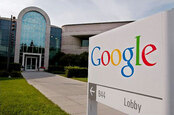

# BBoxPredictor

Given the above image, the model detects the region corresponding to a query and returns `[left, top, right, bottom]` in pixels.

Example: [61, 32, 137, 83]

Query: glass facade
[0, 19, 16, 69]
[20, 11, 46, 47]
[1, 7, 94, 70]
[19, 11, 46, 67]
[49, 26, 62, 65]
[0, 11, 62, 69]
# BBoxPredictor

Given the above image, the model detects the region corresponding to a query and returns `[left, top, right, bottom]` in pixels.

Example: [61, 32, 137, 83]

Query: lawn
[72, 78, 88, 82]
[58, 74, 88, 82]
[0, 77, 68, 115]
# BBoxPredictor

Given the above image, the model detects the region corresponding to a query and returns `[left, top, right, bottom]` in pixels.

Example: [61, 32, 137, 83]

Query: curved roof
[18, 6, 50, 25]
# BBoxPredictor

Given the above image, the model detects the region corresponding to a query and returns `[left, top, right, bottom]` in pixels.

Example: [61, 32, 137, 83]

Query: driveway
[22, 72, 126, 115]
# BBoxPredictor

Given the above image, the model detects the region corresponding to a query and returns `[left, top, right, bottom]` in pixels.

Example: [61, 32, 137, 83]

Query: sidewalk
[22, 72, 125, 115]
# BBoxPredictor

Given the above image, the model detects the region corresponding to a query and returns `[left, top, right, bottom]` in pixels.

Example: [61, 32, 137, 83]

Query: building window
[20, 11, 46, 48]
[20, 11, 46, 54]
[19, 11, 46, 68]
[81, 39, 89, 47]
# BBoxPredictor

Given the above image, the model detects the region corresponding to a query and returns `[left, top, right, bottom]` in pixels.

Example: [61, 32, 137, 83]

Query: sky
[0, 0, 174, 27]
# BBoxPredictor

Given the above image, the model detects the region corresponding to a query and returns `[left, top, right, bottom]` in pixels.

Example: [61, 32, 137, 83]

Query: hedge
[9, 63, 21, 72]
[65, 66, 88, 78]
[10, 71, 23, 78]
[51, 71, 65, 74]
[0, 71, 9, 77]
[48, 65, 64, 72]
[50, 52, 88, 67]
[0, 71, 23, 78]
[0, 62, 7, 70]
[59, 54, 79, 66]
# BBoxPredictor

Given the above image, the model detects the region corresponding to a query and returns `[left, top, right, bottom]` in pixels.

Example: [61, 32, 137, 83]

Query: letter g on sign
[91, 46, 101, 66]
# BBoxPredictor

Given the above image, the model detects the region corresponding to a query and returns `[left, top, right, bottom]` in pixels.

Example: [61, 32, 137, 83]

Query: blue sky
[0, 0, 174, 26]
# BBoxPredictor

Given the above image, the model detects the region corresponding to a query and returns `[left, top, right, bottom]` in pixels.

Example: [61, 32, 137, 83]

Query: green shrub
[10, 71, 23, 78]
[52, 71, 65, 74]
[65, 66, 88, 78]
[0, 62, 7, 70]
[49, 52, 88, 68]
[49, 52, 65, 66]
[9, 63, 21, 72]
[48, 65, 64, 72]
[0, 71, 9, 77]
[79, 52, 88, 67]
[59, 54, 80, 66]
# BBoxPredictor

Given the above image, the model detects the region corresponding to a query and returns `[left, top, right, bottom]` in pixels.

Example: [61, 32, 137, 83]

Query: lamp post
[7, 15, 16, 71]
[55, 37, 58, 51]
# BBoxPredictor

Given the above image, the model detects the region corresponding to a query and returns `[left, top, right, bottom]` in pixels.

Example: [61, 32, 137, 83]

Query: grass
[58, 74, 88, 82]
[58, 74, 66, 77]
[72, 78, 88, 82]
[0, 77, 68, 115]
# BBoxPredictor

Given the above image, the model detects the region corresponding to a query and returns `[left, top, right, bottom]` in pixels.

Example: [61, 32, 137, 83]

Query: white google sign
[88, 9, 174, 115]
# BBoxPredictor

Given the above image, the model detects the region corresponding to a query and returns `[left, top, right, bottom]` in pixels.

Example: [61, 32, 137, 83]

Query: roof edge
[62, 20, 134, 27]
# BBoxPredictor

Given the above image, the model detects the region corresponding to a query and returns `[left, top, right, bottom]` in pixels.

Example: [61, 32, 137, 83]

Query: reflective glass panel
[20, 11, 46, 49]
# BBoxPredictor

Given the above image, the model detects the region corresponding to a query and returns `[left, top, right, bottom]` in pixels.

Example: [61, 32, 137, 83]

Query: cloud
[0, 0, 35, 17]
[0, 0, 173, 26]
[89, 0, 133, 20]
[139, 1, 174, 18]
[116, 0, 174, 19]
[32, 0, 134, 26]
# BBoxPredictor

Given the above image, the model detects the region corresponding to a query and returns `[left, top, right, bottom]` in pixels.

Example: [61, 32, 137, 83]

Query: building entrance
[22, 53, 42, 71]
[25, 56, 38, 71]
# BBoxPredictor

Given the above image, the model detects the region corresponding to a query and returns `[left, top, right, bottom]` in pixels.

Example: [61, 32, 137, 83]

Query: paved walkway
[22, 72, 126, 115]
